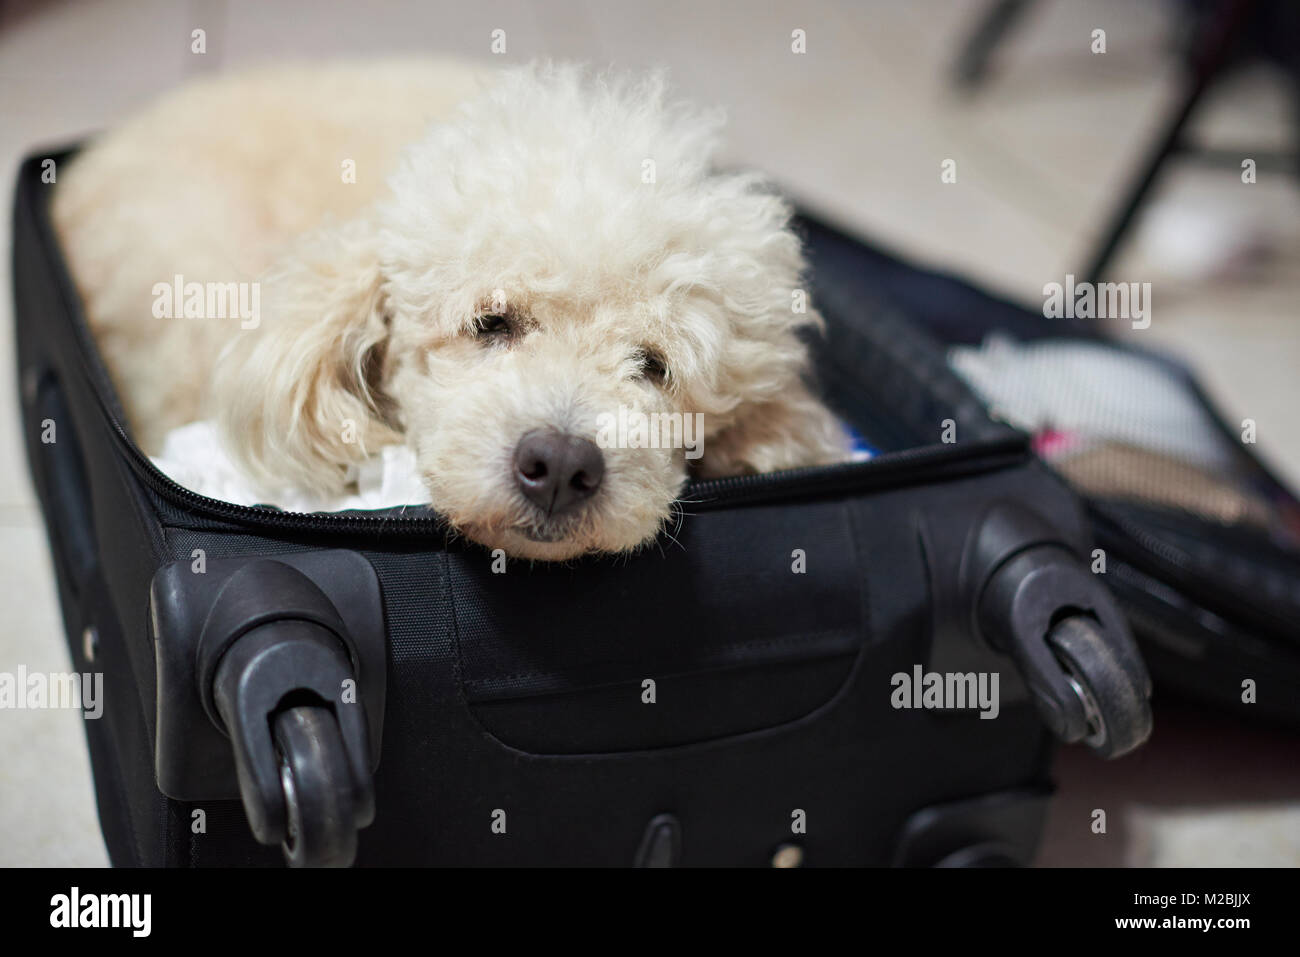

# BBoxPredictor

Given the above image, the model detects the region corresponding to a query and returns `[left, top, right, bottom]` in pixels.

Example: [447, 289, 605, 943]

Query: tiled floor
[1, 0, 1296, 866]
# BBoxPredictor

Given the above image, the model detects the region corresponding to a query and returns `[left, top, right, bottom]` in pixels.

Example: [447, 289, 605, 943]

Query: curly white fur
[53, 59, 849, 560]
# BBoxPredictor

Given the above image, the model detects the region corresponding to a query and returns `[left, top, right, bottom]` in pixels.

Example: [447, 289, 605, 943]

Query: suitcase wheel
[193, 559, 379, 867]
[274, 705, 359, 868]
[1047, 616, 1153, 760]
[971, 503, 1153, 758]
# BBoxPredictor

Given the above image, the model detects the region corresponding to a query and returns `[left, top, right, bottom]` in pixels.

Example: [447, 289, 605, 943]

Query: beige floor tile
[0, 0, 193, 140]
[0, 517, 108, 866]
[216, 0, 568, 69]
[1128, 803, 1300, 867]
[0, 252, 36, 509]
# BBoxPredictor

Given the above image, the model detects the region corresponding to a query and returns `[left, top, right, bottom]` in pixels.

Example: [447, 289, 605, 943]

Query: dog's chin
[453, 513, 660, 562]
[454, 524, 598, 562]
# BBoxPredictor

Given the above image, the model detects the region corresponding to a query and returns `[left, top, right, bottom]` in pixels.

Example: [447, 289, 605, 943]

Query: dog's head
[217, 65, 847, 560]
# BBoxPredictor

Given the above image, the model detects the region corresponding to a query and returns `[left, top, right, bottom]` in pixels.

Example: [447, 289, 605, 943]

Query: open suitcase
[797, 218, 1300, 732]
[14, 149, 1153, 868]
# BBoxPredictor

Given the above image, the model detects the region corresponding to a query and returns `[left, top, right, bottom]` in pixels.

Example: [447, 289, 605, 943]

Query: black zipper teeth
[31, 153, 1029, 535]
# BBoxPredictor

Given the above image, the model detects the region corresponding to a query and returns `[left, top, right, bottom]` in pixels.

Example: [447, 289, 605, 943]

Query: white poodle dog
[53, 60, 850, 560]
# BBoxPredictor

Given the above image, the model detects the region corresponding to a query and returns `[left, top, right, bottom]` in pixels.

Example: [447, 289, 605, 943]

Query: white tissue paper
[948, 334, 1236, 473]
[150, 421, 429, 512]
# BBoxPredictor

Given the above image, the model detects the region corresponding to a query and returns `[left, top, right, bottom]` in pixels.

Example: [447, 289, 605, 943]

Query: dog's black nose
[513, 430, 605, 516]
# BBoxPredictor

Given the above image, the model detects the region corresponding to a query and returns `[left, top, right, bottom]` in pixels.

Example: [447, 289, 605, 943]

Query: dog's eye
[636, 349, 669, 384]
[474, 313, 512, 338]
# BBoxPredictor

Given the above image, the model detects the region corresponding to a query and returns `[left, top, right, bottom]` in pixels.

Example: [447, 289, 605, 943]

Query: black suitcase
[798, 216, 1300, 731]
[13, 148, 1152, 867]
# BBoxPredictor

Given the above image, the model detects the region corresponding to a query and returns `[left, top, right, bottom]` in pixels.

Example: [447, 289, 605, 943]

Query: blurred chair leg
[1081, 0, 1260, 283]
[951, 0, 1037, 91]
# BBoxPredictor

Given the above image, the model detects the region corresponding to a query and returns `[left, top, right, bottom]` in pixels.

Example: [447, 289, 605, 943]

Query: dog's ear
[213, 219, 401, 495]
[693, 378, 850, 478]
[669, 178, 851, 478]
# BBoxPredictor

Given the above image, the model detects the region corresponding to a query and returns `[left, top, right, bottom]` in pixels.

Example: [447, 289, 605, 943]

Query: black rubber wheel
[1047, 616, 1152, 759]
[933, 843, 1022, 868]
[273, 705, 358, 868]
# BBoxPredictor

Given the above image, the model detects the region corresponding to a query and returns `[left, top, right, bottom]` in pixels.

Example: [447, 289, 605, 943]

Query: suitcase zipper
[107, 409, 1030, 534]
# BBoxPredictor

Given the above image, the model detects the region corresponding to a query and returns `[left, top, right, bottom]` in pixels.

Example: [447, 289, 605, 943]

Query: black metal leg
[951, 0, 1037, 91]
[1081, 0, 1260, 284]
